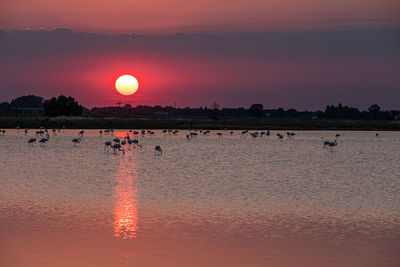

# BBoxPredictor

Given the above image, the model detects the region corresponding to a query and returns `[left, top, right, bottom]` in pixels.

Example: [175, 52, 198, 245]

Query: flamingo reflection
[113, 155, 138, 239]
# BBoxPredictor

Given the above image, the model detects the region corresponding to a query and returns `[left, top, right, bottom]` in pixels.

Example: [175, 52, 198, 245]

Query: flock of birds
[0, 126, 382, 155]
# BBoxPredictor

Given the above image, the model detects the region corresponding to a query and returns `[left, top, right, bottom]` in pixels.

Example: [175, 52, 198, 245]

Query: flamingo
[323, 138, 338, 151]
[112, 143, 124, 154]
[104, 141, 112, 152]
[327, 140, 337, 151]
[72, 137, 81, 145]
[27, 138, 36, 145]
[78, 130, 84, 138]
[155, 145, 162, 155]
[132, 139, 142, 148]
[39, 134, 50, 146]
[250, 132, 258, 138]
[121, 140, 126, 147]
[127, 139, 133, 149]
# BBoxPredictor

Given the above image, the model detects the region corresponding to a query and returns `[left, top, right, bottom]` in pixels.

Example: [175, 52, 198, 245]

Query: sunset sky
[1, 0, 399, 109]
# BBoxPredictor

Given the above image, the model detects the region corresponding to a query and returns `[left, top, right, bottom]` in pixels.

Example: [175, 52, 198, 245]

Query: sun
[115, 75, 139, 96]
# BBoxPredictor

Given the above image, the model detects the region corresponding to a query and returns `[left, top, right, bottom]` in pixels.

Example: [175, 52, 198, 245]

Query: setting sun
[115, 75, 139, 96]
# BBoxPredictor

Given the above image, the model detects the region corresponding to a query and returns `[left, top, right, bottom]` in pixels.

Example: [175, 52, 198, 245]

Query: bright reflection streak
[113, 155, 138, 239]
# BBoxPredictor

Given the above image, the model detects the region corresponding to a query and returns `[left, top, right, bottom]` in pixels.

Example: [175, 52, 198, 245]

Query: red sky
[0, 1, 400, 109]
[2, 0, 399, 33]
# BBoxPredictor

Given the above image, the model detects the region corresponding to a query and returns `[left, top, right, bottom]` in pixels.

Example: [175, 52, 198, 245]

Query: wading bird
[39, 134, 50, 146]
[112, 143, 124, 154]
[132, 139, 142, 148]
[323, 138, 338, 151]
[27, 138, 36, 145]
[104, 141, 112, 152]
[155, 145, 162, 155]
[78, 130, 85, 138]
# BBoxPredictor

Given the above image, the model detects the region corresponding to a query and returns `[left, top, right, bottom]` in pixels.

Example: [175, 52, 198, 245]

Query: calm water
[1, 129, 399, 267]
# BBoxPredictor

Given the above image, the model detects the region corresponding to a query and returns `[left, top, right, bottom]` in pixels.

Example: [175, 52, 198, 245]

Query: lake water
[1, 129, 399, 267]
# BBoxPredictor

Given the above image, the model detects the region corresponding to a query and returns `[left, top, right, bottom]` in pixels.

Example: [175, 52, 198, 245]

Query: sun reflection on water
[113, 155, 138, 239]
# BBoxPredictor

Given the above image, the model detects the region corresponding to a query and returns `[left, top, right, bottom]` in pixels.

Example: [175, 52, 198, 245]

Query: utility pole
[116, 100, 133, 115]
[116, 100, 122, 115]
[212, 101, 219, 110]
[116, 100, 122, 108]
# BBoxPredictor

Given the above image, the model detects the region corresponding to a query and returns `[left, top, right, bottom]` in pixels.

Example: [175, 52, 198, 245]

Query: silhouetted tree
[10, 95, 43, 108]
[368, 104, 381, 113]
[325, 104, 360, 119]
[367, 104, 382, 119]
[249, 104, 264, 117]
[43, 95, 83, 116]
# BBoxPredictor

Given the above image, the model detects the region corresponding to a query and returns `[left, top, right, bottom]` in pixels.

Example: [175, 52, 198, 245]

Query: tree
[43, 95, 84, 116]
[10, 95, 44, 108]
[324, 104, 360, 119]
[367, 104, 382, 119]
[249, 104, 264, 117]
[368, 104, 381, 113]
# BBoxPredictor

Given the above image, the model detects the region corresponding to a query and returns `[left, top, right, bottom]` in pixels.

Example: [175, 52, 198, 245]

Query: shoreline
[1, 116, 399, 130]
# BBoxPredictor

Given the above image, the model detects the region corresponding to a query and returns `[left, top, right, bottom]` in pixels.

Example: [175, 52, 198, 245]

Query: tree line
[0, 95, 83, 116]
[0, 95, 399, 120]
